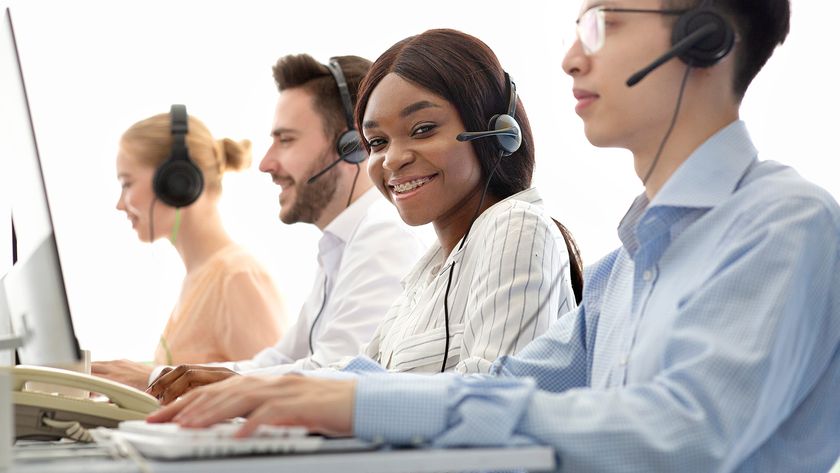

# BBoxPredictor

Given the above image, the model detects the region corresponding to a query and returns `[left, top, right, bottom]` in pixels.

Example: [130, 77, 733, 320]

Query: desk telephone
[4, 365, 159, 441]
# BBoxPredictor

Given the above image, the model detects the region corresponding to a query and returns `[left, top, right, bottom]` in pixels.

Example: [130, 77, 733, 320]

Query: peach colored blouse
[153, 244, 286, 366]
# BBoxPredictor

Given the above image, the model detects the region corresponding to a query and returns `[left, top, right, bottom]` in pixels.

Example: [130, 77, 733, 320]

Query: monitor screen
[0, 8, 81, 365]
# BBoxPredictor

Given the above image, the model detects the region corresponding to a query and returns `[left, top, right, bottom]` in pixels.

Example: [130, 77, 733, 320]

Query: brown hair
[355, 29, 583, 303]
[272, 54, 372, 140]
[355, 29, 534, 200]
[120, 113, 250, 193]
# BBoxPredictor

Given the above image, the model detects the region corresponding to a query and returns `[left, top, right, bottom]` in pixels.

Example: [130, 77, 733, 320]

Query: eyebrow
[270, 127, 298, 137]
[362, 100, 442, 129]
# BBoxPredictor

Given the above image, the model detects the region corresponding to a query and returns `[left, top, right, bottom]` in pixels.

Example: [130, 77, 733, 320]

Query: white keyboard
[118, 419, 309, 440]
[91, 420, 375, 460]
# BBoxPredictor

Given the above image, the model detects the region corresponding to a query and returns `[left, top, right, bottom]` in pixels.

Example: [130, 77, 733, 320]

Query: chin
[396, 208, 432, 227]
[583, 123, 621, 149]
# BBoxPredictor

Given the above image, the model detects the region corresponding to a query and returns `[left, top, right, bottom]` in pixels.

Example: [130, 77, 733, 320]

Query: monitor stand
[0, 282, 25, 472]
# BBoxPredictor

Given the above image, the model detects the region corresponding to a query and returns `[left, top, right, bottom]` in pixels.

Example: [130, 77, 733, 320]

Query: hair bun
[216, 138, 252, 172]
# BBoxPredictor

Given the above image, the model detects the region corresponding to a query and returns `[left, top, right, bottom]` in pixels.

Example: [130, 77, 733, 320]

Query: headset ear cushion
[153, 158, 204, 207]
[488, 113, 522, 157]
[336, 130, 366, 165]
[672, 8, 735, 68]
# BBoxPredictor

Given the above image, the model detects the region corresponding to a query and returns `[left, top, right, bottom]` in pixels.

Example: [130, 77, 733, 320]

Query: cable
[440, 150, 505, 373]
[109, 430, 154, 473]
[148, 197, 157, 242]
[642, 64, 692, 185]
[308, 275, 329, 355]
[41, 418, 93, 443]
[307, 162, 359, 355]
[347, 163, 361, 208]
[169, 208, 182, 244]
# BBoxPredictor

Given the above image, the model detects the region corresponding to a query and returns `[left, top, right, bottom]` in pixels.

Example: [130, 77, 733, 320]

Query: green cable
[159, 336, 173, 366]
[169, 208, 181, 245]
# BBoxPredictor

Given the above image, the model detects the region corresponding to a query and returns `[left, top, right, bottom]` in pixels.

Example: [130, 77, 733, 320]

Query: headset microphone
[440, 72, 522, 373]
[628, 2, 734, 186]
[626, 6, 734, 87]
[456, 125, 521, 144]
[455, 73, 522, 157]
[307, 156, 344, 184]
[627, 22, 718, 87]
[306, 58, 366, 185]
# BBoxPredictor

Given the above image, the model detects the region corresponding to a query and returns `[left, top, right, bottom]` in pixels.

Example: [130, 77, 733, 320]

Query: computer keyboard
[117, 419, 308, 440]
[90, 420, 376, 460]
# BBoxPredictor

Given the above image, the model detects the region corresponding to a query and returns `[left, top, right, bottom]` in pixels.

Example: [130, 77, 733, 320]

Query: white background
[1, 0, 838, 361]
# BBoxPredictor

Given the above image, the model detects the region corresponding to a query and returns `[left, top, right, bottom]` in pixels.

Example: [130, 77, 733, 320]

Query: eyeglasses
[575, 6, 685, 55]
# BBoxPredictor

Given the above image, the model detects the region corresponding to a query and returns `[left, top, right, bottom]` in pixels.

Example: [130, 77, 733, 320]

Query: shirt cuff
[148, 365, 170, 386]
[354, 373, 449, 445]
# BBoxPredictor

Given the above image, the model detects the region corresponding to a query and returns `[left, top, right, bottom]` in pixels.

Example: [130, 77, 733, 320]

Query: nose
[116, 190, 126, 212]
[562, 38, 590, 77]
[381, 141, 415, 173]
[259, 144, 279, 174]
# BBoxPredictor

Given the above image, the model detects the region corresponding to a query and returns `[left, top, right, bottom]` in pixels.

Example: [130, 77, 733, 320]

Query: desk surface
[11, 441, 557, 473]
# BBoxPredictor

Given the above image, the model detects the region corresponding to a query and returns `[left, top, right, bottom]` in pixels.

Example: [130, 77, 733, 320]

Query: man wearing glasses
[149, 1, 840, 470]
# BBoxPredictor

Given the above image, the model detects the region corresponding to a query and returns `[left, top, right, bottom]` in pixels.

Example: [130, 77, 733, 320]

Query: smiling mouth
[390, 176, 435, 194]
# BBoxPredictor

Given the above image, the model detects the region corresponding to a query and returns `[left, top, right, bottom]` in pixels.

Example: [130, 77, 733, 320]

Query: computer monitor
[0, 8, 81, 366]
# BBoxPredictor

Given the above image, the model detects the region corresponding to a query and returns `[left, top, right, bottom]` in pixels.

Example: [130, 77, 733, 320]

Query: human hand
[146, 365, 238, 405]
[146, 374, 356, 438]
[90, 359, 154, 391]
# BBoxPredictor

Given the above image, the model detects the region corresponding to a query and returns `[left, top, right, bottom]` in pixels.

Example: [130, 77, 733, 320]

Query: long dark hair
[355, 28, 583, 304]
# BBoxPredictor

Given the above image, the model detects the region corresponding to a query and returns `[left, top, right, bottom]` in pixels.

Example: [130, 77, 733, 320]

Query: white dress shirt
[146, 188, 427, 381]
[343, 187, 575, 374]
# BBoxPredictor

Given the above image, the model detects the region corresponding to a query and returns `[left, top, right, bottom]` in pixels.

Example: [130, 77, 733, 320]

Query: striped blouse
[359, 187, 574, 374]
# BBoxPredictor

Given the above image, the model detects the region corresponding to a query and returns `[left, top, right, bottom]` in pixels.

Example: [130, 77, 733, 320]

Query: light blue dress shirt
[347, 121, 840, 472]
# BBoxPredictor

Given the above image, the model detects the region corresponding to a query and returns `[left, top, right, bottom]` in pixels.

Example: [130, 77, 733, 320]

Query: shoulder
[580, 249, 622, 314]
[729, 160, 840, 232]
[346, 196, 428, 255]
[477, 188, 560, 235]
[213, 246, 276, 284]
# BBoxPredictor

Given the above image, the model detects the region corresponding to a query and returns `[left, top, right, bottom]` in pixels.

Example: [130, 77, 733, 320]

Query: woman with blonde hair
[92, 106, 287, 390]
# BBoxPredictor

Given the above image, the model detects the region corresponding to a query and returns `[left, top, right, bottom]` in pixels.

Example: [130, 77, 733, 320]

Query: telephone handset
[4, 365, 160, 441]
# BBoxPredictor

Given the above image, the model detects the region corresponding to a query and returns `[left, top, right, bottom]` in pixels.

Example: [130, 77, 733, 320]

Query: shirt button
[619, 355, 629, 366]
[642, 270, 653, 281]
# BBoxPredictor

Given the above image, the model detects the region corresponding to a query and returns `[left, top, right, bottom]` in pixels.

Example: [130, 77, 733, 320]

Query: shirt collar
[618, 120, 757, 255]
[650, 120, 758, 209]
[322, 187, 381, 246]
[318, 188, 382, 269]
[439, 187, 544, 275]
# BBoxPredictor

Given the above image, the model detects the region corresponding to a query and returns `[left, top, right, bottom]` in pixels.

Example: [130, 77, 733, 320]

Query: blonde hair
[120, 112, 251, 193]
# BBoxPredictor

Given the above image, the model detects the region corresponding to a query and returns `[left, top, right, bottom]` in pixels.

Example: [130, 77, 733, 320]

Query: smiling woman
[330, 28, 585, 374]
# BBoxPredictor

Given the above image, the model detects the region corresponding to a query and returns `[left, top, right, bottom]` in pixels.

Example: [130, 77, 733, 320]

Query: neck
[172, 203, 233, 273]
[313, 171, 373, 231]
[634, 106, 738, 200]
[433, 184, 500, 256]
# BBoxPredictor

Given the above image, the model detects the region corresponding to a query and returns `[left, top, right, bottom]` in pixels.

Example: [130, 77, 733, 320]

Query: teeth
[393, 177, 432, 194]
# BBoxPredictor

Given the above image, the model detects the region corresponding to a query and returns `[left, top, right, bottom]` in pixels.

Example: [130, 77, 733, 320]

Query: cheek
[124, 188, 152, 215]
[366, 156, 391, 200]
[442, 146, 481, 186]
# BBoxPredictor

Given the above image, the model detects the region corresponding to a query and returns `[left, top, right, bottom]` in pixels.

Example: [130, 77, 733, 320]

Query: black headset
[456, 72, 522, 157]
[627, 0, 735, 86]
[306, 59, 368, 353]
[440, 72, 521, 372]
[307, 58, 366, 184]
[627, 0, 735, 183]
[152, 104, 204, 208]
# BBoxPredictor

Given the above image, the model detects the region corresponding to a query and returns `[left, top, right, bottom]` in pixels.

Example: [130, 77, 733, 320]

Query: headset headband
[326, 58, 355, 132]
